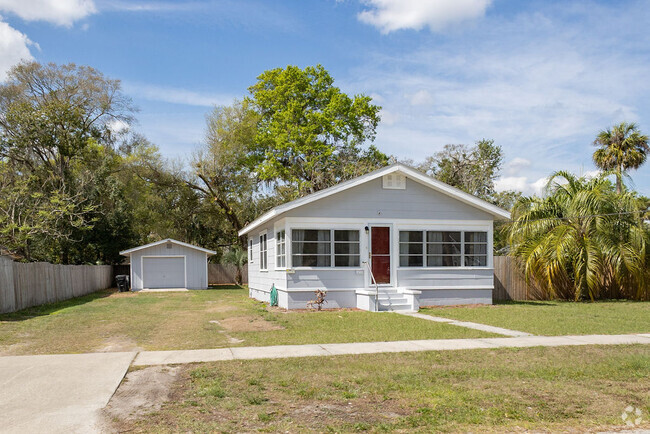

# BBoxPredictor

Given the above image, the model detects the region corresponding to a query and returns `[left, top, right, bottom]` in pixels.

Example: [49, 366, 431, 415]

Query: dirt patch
[102, 365, 182, 424]
[214, 316, 284, 332]
[97, 336, 143, 352]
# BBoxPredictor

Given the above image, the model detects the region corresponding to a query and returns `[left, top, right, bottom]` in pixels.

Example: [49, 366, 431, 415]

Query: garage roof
[119, 238, 216, 256]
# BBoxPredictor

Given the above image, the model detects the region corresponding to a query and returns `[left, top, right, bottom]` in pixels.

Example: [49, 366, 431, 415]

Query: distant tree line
[0, 61, 648, 300]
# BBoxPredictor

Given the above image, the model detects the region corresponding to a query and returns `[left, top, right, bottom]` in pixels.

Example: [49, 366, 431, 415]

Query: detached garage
[119, 239, 216, 290]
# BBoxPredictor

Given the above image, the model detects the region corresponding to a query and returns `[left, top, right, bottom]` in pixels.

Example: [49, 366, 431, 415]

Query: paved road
[0, 352, 135, 433]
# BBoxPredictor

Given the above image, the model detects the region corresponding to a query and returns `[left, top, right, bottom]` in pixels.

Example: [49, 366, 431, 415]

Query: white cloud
[0, 0, 96, 27]
[379, 109, 399, 126]
[582, 169, 600, 179]
[100, 1, 201, 13]
[409, 89, 433, 106]
[358, 0, 492, 33]
[124, 83, 234, 107]
[495, 176, 548, 196]
[505, 157, 532, 176]
[0, 20, 35, 81]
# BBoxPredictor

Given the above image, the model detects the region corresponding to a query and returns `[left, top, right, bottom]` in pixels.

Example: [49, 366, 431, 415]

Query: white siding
[247, 221, 287, 305]
[396, 268, 494, 289]
[287, 270, 364, 290]
[283, 178, 492, 221]
[130, 243, 208, 290]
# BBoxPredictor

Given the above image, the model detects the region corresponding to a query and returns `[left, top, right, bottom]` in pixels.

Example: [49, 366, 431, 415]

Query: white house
[239, 164, 510, 311]
[120, 239, 216, 290]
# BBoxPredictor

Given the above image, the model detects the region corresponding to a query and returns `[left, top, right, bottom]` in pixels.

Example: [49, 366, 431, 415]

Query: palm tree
[222, 246, 247, 285]
[506, 172, 648, 301]
[593, 122, 649, 194]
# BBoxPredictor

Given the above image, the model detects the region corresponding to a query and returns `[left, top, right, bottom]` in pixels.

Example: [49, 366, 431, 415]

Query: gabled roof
[239, 163, 511, 236]
[119, 238, 216, 256]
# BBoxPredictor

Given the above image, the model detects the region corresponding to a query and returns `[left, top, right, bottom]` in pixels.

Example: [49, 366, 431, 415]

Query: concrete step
[376, 289, 399, 294]
[378, 303, 413, 312]
[378, 296, 408, 303]
[379, 298, 409, 307]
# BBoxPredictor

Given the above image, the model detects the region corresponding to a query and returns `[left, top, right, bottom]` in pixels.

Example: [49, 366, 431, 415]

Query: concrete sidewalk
[133, 334, 650, 366]
[0, 351, 136, 433]
[398, 311, 533, 337]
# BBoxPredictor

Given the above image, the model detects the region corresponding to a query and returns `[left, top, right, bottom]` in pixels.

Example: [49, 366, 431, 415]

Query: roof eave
[119, 238, 216, 256]
[238, 163, 511, 234]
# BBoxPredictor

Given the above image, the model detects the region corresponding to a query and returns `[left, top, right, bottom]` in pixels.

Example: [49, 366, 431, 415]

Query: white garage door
[142, 257, 185, 288]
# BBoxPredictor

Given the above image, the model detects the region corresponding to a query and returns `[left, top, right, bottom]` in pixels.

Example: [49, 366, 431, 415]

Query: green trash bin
[270, 284, 278, 307]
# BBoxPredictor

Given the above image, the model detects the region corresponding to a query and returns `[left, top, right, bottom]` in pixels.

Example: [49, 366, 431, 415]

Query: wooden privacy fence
[0, 256, 113, 314]
[209, 263, 248, 285]
[493, 255, 543, 301]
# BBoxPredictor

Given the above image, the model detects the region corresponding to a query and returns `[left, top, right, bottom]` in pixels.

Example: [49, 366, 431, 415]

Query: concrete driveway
[0, 352, 136, 433]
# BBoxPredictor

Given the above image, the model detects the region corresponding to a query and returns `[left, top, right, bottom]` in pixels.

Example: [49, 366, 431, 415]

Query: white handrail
[362, 261, 379, 311]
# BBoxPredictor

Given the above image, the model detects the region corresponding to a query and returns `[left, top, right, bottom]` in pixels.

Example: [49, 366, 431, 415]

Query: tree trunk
[616, 164, 623, 194]
[235, 266, 242, 285]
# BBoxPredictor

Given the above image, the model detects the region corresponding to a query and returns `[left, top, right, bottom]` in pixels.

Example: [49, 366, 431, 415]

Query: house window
[334, 230, 360, 267]
[427, 231, 461, 267]
[399, 230, 487, 267]
[291, 229, 360, 268]
[464, 232, 487, 266]
[399, 231, 423, 267]
[276, 230, 286, 268]
[248, 238, 253, 263]
[292, 229, 331, 267]
[259, 233, 267, 270]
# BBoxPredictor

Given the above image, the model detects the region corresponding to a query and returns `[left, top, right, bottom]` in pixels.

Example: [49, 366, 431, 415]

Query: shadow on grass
[494, 300, 558, 307]
[207, 284, 245, 290]
[0, 288, 117, 322]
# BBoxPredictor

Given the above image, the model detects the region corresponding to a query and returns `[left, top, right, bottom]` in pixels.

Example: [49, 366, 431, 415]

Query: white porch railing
[362, 261, 379, 312]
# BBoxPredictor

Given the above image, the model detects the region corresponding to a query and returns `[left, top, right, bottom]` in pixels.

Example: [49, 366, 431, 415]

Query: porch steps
[376, 288, 412, 311]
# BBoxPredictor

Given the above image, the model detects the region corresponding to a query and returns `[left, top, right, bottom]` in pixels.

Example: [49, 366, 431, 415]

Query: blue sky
[1, 0, 649, 195]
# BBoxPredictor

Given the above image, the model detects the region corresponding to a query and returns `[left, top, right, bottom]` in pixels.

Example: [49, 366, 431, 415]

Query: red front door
[371, 226, 391, 284]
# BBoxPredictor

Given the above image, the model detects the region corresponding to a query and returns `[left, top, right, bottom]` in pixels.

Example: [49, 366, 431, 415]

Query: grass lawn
[0, 286, 493, 355]
[421, 300, 650, 336]
[115, 345, 650, 433]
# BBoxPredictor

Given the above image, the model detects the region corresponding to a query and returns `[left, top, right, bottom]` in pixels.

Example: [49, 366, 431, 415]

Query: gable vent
[382, 174, 406, 190]
[166, 242, 173, 249]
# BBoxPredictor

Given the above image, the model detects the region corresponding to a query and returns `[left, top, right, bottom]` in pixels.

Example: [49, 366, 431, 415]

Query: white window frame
[276, 230, 286, 269]
[248, 238, 253, 263]
[259, 231, 268, 271]
[398, 229, 488, 269]
[290, 228, 361, 269]
[463, 231, 488, 267]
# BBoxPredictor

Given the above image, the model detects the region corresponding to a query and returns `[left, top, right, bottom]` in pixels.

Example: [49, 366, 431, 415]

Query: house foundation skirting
[249, 286, 493, 311]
